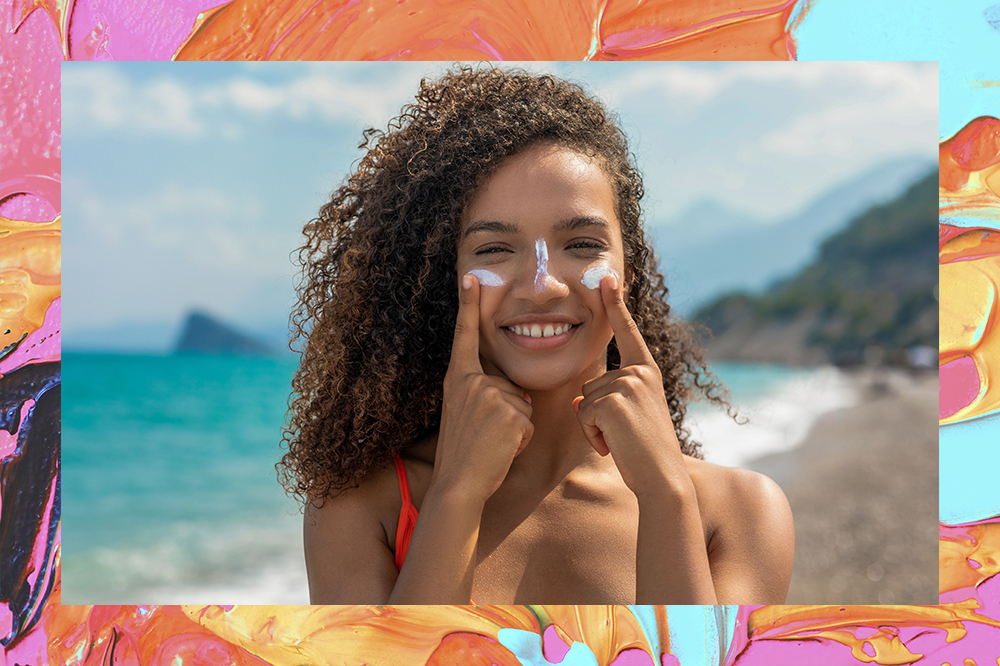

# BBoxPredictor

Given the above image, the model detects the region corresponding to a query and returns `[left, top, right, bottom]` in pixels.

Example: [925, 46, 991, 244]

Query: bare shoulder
[303, 461, 402, 604]
[684, 456, 795, 604]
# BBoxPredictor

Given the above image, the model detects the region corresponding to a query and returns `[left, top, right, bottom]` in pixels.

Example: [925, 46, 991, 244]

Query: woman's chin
[496, 364, 594, 394]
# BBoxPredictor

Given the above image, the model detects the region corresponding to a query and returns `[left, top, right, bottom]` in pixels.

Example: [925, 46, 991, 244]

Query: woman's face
[456, 142, 626, 391]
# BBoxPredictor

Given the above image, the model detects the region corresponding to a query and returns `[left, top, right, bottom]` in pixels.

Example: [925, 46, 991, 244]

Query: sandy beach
[744, 367, 939, 604]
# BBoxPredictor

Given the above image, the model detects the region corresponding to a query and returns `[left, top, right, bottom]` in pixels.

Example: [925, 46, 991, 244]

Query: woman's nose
[518, 239, 570, 299]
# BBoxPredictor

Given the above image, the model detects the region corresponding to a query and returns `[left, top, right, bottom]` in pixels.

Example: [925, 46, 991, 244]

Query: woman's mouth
[506, 323, 574, 338]
[502, 322, 578, 349]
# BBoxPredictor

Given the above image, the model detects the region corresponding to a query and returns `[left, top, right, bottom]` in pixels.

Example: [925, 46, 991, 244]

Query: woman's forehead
[461, 144, 617, 230]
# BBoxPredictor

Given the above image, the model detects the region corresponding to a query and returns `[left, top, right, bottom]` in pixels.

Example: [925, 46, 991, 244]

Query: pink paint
[541, 624, 570, 663]
[609, 647, 655, 666]
[0, 298, 61, 375]
[940, 355, 981, 419]
[66, 0, 210, 60]
[0, 7, 61, 216]
[0, 192, 57, 222]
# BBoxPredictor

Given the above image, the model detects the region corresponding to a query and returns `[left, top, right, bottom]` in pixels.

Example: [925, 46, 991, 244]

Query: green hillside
[691, 171, 938, 365]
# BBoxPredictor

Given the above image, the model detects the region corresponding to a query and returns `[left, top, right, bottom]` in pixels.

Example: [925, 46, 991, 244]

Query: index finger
[600, 273, 654, 367]
[450, 273, 484, 372]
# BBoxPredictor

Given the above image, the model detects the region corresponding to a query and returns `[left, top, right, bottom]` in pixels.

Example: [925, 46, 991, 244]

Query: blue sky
[61, 61, 937, 350]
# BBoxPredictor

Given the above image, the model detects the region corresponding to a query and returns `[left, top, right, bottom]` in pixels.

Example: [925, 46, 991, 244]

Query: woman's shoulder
[684, 456, 788, 508]
[684, 456, 795, 603]
[302, 445, 433, 604]
[684, 456, 792, 533]
[306, 437, 437, 536]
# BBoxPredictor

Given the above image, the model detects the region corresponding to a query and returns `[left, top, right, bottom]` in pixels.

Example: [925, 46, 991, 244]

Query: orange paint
[941, 522, 1000, 595]
[940, 116, 1000, 220]
[172, 0, 802, 60]
[748, 604, 1000, 665]
[0, 214, 60, 354]
[939, 227, 1000, 423]
[939, 116, 1000, 424]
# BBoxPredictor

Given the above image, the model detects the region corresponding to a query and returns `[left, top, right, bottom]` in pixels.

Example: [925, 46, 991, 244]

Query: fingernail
[462, 274, 473, 290]
[608, 273, 619, 290]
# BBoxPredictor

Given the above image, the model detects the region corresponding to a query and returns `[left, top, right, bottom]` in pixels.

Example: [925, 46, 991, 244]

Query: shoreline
[743, 367, 939, 604]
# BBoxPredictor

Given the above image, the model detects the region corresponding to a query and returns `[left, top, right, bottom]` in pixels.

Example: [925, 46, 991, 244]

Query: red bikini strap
[393, 454, 412, 505]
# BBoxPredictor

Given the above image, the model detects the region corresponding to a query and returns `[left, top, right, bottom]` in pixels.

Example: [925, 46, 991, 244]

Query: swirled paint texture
[1, 0, 62, 661]
[940, 117, 1000, 425]
[169, 0, 801, 61]
[4, 0, 1000, 664]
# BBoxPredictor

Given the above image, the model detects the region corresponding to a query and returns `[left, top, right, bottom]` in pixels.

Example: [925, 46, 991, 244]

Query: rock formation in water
[174, 310, 273, 356]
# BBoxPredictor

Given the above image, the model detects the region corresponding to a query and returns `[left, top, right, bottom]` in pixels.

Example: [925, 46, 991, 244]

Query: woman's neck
[503, 357, 612, 487]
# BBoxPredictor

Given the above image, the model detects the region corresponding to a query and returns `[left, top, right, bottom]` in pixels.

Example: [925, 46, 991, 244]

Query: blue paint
[794, 0, 999, 139]
[498, 628, 599, 666]
[941, 416, 1000, 524]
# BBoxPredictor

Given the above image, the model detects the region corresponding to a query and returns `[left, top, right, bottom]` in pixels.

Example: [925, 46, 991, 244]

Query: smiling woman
[280, 66, 795, 605]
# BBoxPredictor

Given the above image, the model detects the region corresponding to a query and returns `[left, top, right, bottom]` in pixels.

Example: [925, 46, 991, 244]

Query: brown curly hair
[278, 65, 733, 504]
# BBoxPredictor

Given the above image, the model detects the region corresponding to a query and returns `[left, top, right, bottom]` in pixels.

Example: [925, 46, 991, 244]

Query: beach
[62, 354, 935, 604]
[743, 367, 939, 604]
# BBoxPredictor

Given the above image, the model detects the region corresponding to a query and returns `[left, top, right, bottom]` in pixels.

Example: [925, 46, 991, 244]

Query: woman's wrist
[631, 467, 697, 507]
[425, 472, 490, 512]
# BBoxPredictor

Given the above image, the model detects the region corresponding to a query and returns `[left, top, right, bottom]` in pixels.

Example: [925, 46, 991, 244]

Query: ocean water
[61, 354, 853, 604]
[689, 363, 856, 469]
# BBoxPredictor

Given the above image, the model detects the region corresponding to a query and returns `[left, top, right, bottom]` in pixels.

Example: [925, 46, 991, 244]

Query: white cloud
[67, 178, 281, 273]
[63, 63, 436, 140]
[601, 61, 937, 119]
[63, 66, 204, 137]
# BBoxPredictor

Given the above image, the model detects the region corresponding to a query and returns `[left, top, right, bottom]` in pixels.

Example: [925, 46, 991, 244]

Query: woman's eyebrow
[463, 220, 520, 237]
[553, 216, 610, 232]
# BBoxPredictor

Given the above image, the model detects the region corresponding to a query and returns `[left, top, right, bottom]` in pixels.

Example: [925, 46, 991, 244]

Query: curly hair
[278, 65, 733, 504]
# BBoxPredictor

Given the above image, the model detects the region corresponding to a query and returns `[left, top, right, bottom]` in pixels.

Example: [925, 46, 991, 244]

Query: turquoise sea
[61, 353, 851, 603]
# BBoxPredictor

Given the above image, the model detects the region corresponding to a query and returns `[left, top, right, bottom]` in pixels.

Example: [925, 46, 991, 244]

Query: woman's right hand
[432, 273, 534, 504]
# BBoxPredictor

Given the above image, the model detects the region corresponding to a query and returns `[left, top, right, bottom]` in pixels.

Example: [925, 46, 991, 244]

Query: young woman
[280, 66, 794, 605]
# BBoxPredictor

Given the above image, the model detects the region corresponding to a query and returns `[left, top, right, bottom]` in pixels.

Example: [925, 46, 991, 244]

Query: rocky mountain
[174, 310, 274, 356]
[654, 154, 938, 316]
[691, 170, 938, 366]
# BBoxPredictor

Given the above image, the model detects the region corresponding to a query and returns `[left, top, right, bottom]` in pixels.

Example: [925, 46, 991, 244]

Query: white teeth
[509, 324, 572, 338]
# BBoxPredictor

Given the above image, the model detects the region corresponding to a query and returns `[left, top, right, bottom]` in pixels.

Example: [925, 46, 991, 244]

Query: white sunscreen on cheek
[534, 239, 549, 292]
[467, 269, 505, 287]
[581, 265, 620, 289]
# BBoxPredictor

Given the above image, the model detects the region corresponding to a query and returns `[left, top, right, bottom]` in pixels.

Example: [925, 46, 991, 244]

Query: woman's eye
[474, 245, 510, 256]
[568, 239, 608, 252]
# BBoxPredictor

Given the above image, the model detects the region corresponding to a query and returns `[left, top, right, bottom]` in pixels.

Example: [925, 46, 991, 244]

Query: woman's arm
[387, 484, 485, 603]
[389, 274, 533, 602]
[303, 483, 399, 604]
[307, 275, 530, 604]
[575, 274, 719, 603]
[301, 465, 489, 605]
[702, 468, 795, 604]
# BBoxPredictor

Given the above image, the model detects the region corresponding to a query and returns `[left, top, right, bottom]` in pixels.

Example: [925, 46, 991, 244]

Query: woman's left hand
[573, 274, 693, 498]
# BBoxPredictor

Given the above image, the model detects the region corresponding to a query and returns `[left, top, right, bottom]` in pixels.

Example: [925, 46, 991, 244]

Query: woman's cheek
[467, 268, 506, 287]
[580, 264, 620, 290]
